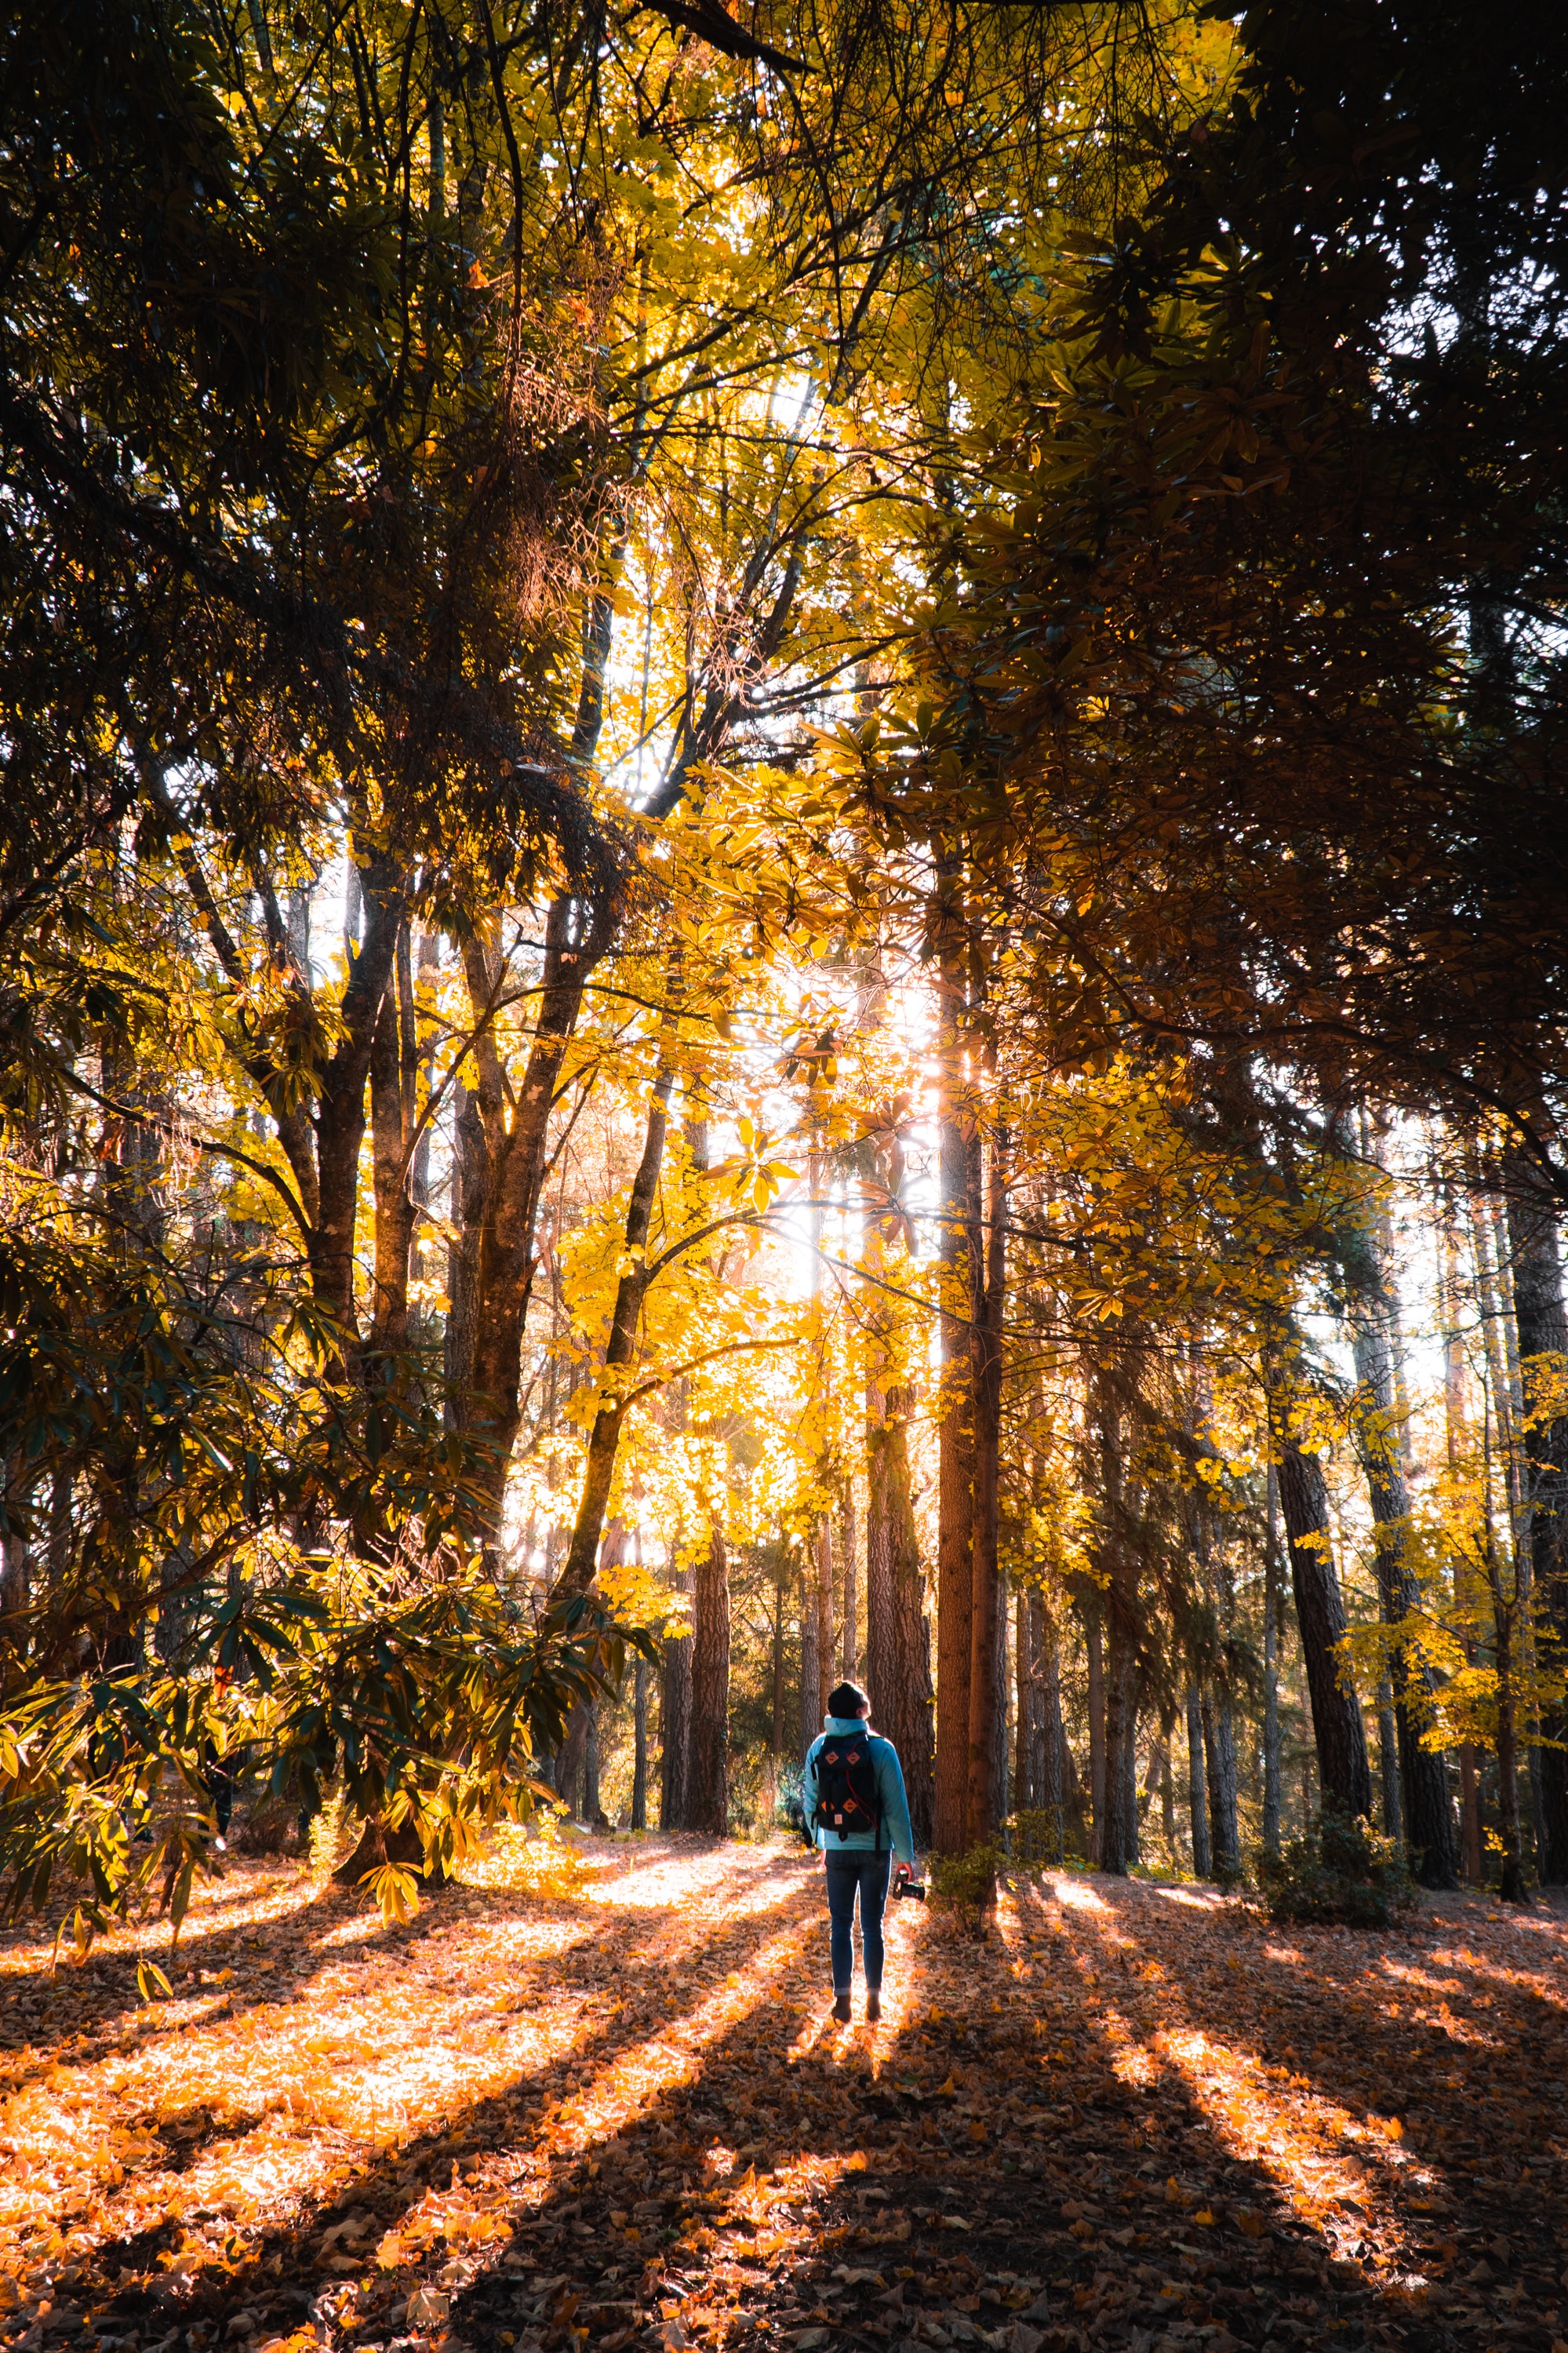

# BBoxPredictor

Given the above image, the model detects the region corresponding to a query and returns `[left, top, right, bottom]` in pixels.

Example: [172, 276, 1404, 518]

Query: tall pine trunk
[865, 1375, 934, 1844]
[1342, 1195, 1460, 1885]
[687, 1515, 730, 1836]
[660, 1558, 693, 1830]
[966, 1127, 1006, 1851]
[1274, 1425, 1373, 1819]
[1504, 1152, 1568, 1881]
[1262, 1462, 1283, 1854]
[933, 926, 977, 1855]
[1186, 1686, 1211, 1876]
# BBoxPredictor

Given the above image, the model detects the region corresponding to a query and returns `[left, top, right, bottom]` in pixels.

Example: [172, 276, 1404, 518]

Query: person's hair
[828, 1680, 871, 1718]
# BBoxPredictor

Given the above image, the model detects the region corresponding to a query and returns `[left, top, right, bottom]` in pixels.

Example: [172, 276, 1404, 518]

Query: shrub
[930, 1841, 1002, 1936]
[1007, 1807, 1086, 1872]
[774, 1761, 806, 1839]
[1255, 1809, 1417, 1928]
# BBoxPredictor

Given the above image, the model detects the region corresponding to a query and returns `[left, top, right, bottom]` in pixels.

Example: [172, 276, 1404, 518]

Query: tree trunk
[1084, 1604, 1106, 1865]
[552, 1059, 675, 1600]
[799, 1563, 820, 1758]
[1493, 1578, 1527, 1902]
[1263, 1462, 1282, 1854]
[1015, 1587, 1043, 1811]
[966, 1128, 1006, 1852]
[1343, 1211, 1460, 1884]
[660, 1559, 693, 1830]
[865, 1375, 934, 1845]
[771, 1556, 787, 1765]
[462, 894, 611, 1534]
[311, 850, 406, 1360]
[631, 1656, 649, 1830]
[368, 921, 419, 1360]
[1186, 1686, 1211, 1877]
[1376, 1677, 1402, 1842]
[1101, 1625, 1138, 1875]
[687, 1514, 730, 1836]
[931, 868, 980, 1857]
[1201, 1692, 1239, 1876]
[840, 1484, 859, 1677]
[814, 1514, 835, 1726]
[1503, 1153, 1568, 1881]
[1275, 1430, 1373, 1819]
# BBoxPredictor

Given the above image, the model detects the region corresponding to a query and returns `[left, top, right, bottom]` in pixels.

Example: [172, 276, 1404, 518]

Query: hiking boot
[832, 1992, 852, 2023]
[866, 1990, 882, 2023]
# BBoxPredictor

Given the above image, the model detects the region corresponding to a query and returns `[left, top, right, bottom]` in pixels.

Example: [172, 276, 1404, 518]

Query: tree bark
[551, 1059, 674, 1600]
[1263, 1462, 1283, 1854]
[1086, 1604, 1106, 1867]
[368, 921, 419, 1360]
[866, 1375, 935, 1843]
[1275, 1429, 1373, 1819]
[1186, 1686, 1211, 1877]
[660, 1558, 693, 1830]
[463, 893, 613, 1533]
[839, 1483, 859, 1677]
[930, 898, 982, 1854]
[814, 1513, 835, 1726]
[311, 851, 406, 1358]
[687, 1513, 731, 1836]
[1343, 1204, 1461, 1884]
[799, 1562, 820, 1758]
[631, 1655, 649, 1830]
[1201, 1692, 1239, 1877]
[1503, 1152, 1568, 1881]
[966, 1127, 1006, 1851]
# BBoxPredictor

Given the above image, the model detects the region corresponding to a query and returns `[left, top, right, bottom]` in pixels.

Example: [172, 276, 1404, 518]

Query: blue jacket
[802, 1716, 915, 1866]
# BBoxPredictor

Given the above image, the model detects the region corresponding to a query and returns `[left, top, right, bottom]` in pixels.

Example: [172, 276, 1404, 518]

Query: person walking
[802, 1679, 916, 2022]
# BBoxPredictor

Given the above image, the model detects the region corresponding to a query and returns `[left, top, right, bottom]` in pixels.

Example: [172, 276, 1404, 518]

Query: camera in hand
[893, 1876, 926, 1901]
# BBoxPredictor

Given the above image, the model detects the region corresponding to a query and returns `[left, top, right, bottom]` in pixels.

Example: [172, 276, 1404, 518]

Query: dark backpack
[813, 1732, 882, 1845]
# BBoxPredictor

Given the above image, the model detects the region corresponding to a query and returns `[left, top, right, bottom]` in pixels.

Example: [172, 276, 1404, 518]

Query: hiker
[802, 1679, 916, 2023]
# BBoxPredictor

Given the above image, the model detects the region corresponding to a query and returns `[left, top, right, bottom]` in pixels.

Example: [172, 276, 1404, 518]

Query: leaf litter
[2, 1838, 1566, 2353]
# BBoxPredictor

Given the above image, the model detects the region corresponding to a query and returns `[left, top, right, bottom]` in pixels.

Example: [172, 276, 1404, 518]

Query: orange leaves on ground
[2, 1841, 1566, 2353]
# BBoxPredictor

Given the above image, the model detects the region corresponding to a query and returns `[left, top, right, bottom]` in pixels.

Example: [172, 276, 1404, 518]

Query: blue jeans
[824, 1848, 891, 1993]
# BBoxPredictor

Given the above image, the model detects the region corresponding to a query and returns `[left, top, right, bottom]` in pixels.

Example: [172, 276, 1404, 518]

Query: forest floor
[2, 1836, 1566, 2353]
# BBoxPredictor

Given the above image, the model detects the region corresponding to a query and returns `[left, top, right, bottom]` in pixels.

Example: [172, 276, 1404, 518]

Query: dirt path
[2, 1839, 1566, 2353]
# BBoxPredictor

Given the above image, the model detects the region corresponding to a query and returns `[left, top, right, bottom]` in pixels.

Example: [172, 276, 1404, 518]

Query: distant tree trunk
[1274, 1427, 1373, 1819]
[799, 1563, 820, 1757]
[1504, 1152, 1568, 1882]
[631, 1657, 649, 1831]
[933, 1035, 977, 1855]
[660, 1559, 693, 1830]
[771, 1556, 787, 1765]
[368, 920, 419, 1360]
[1085, 1605, 1106, 1867]
[967, 1128, 1006, 1852]
[1343, 1197, 1460, 1885]
[1376, 1678, 1402, 1843]
[1439, 1198, 1486, 1883]
[1186, 1687, 1211, 1877]
[1161, 1749, 1177, 1857]
[1201, 1692, 1239, 1877]
[460, 894, 611, 1537]
[1493, 1566, 1527, 1902]
[840, 1484, 859, 1677]
[865, 1375, 934, 1844]
[1015, 1589, 1044, 1811]
[1102, 1632, 1138, 1875]
[814, 1514, 835, 1726]
[1262, 1464, 1283, 1854]
[551, 1059, 674, 1602]
[687, 1515, 730, 1836]
[584, 1703, 602, 1823]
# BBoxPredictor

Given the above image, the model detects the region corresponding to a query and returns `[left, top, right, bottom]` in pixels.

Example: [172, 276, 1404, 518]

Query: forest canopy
[3, 0, 1568, 1933]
